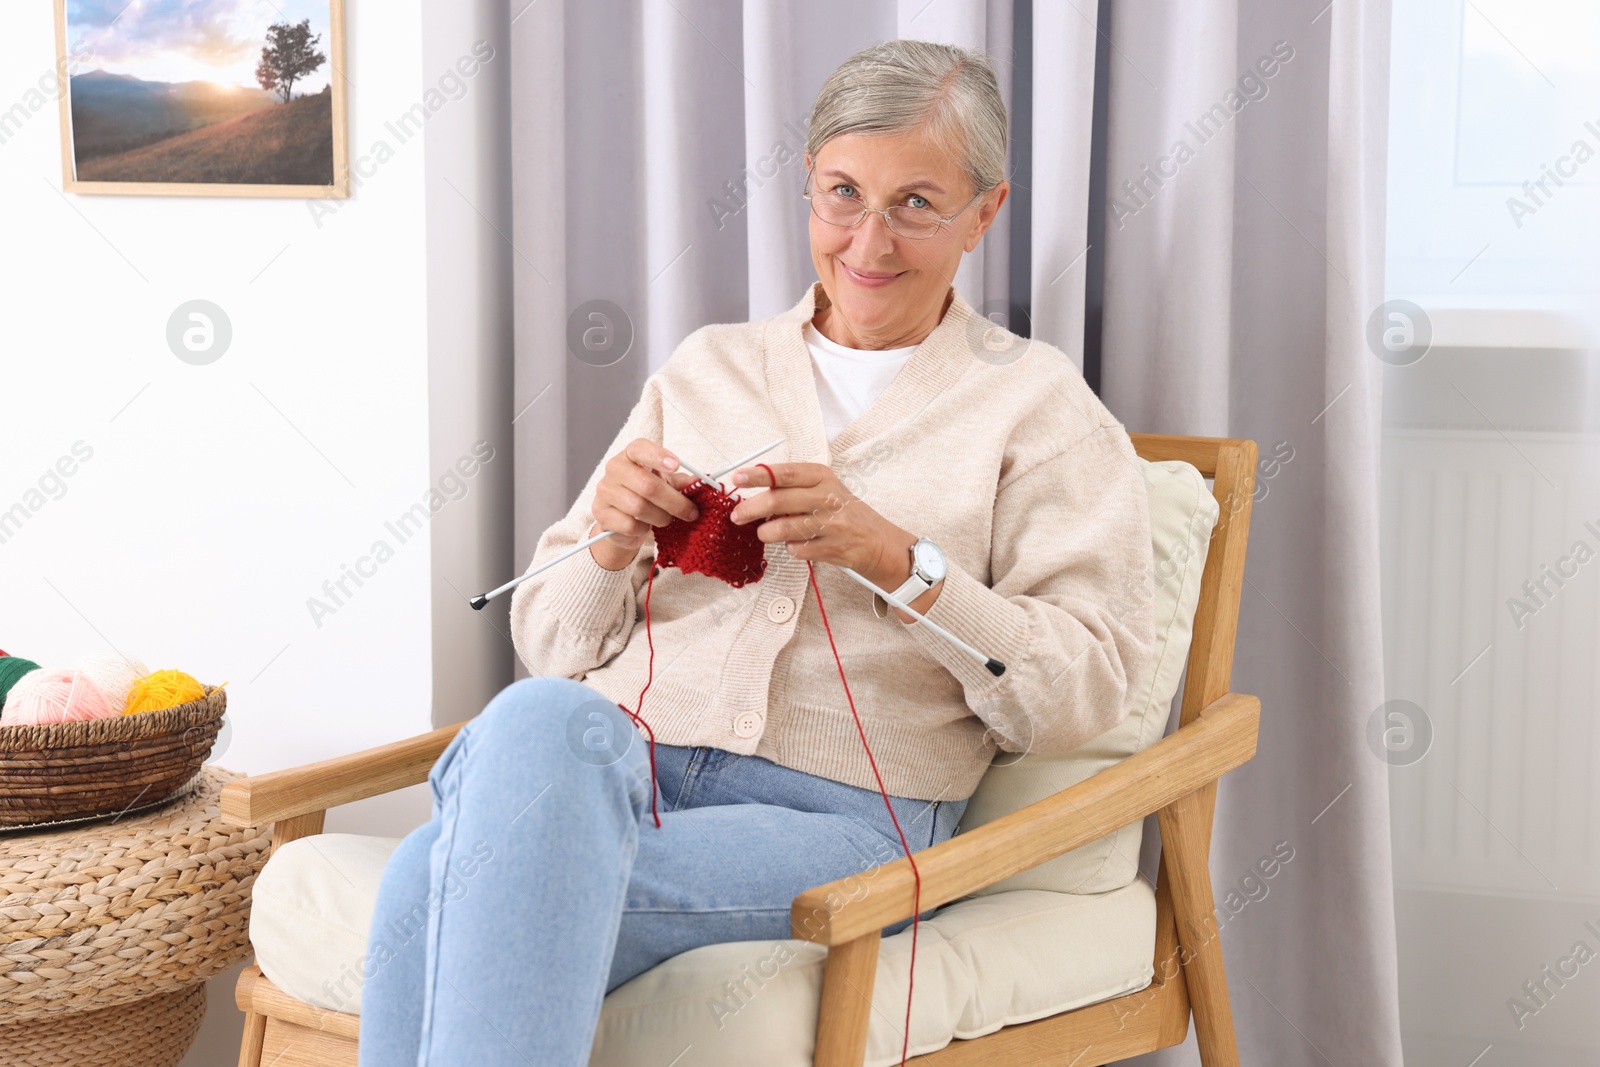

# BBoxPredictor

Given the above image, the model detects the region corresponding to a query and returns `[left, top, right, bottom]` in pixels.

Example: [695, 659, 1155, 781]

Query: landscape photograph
[56, 0, 346, 195]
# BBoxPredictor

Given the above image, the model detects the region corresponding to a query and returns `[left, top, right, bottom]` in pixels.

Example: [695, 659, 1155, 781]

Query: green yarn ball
[0, 656, 42, 712]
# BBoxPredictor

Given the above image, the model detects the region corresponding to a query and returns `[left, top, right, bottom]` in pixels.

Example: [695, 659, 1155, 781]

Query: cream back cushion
[960, 457, 1219, 896]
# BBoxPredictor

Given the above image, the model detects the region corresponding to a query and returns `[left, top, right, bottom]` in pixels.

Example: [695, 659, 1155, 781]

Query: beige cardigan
[509, 281, 1155, 801]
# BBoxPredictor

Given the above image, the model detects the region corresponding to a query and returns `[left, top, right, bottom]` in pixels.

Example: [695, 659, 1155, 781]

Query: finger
[730, 462, 824, 489]
[623, 467, 700, 522]
[623, 438, 682, 476]
[595, 501, 651, 540]
[784, 537, 826, 561]
[615, 487, 677, 529]
[730, 486, 824, 524]
[665, 470, 703, 492]
[754, 515, 825, 544]
[731, 487, 794, 524]
[598, 501, 651, 539]
[676, 469, 725, 496]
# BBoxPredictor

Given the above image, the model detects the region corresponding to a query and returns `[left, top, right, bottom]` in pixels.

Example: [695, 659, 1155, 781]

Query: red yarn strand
[619, 564, 662, 828]
[746, 463, 920, 1065]
[626, 461, 922, 1064]
[804, 558, 922, 1067]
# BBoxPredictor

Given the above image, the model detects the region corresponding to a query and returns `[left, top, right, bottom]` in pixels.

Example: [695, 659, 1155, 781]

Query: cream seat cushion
[248, 457, 1218, 1063]
[252, 834, 1156, 1066]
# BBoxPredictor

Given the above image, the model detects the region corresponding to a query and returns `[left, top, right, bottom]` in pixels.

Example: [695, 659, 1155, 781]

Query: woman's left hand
[728, 462, 914, 591]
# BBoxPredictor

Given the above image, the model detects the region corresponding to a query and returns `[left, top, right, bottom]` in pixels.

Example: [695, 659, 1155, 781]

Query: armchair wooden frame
[221, 433, 1260, 1067]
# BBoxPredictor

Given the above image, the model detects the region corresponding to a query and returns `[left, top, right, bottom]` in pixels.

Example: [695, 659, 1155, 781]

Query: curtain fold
[1029, 0, 1098, 370]
[509, 0, 569, 598]
[1101, 0, 1238, 428]
[507, 2, 1401, 1062]
[1104, 1, 1402, 1064]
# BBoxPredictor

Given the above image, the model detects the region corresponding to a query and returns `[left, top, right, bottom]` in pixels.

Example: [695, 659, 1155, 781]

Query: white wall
[1, 0, 433, 770]
[0, 1, 511, 1061]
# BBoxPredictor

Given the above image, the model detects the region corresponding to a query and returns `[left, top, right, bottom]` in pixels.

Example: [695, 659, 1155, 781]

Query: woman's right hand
[589, 438, 701, 570]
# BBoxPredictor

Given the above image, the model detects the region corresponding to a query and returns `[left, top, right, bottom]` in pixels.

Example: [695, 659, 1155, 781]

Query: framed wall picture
[52, 0, 349, 199]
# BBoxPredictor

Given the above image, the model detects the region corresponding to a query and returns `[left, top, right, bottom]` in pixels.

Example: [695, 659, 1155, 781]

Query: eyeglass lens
[810, 190, 944, 238]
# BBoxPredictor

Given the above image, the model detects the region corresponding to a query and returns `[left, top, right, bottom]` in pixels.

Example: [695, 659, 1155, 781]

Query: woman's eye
[832, 184, 857, 198]
[907, 195, 930, 210]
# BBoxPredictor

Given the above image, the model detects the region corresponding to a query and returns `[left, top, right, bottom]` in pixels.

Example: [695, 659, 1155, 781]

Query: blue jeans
[356, 676, 967, 1066]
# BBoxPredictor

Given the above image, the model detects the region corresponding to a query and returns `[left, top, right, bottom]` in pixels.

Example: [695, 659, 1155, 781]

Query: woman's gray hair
[806, 40, 1009, 199]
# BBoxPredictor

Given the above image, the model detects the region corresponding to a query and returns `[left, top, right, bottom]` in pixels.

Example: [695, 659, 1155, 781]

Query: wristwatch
[881, 537, 947, 610]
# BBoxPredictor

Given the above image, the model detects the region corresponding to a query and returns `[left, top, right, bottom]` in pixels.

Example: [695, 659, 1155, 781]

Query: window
[1387, 0, 1599, 330]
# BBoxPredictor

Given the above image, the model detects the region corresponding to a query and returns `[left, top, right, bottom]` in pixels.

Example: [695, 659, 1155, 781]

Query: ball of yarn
[125, 669, 207, 715]
[74, 651, 150, 711]
[1, 667, 120, 726]
[0, 656, 42, 711]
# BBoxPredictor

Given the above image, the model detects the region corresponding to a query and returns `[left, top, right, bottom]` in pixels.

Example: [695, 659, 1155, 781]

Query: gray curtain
[1101, 0, 1402, 1064]
[509, 0, 1088, 502]
[506, 1, 1400, 1063]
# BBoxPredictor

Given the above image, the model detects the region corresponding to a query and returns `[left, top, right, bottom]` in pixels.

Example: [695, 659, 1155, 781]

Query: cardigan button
[732, 711, 763, 738]
[766, 595, 796, 624]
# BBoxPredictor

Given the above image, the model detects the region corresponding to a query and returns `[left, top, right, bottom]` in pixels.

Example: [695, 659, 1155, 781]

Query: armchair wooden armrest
[795, 690, 1260, 1067]
[218, 722, 464, 849]
[791, 690, 1259, 944]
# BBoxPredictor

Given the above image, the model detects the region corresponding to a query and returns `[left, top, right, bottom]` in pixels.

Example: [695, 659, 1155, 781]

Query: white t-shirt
[804, 321, 917, 443]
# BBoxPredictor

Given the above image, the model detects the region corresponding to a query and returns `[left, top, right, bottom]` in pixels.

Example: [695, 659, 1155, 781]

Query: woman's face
[806, 127, 1008, 348]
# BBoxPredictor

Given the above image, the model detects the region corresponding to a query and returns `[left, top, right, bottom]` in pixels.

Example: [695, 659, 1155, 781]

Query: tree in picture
[60, 0, 345, 192]
[256, 20, 327, 103]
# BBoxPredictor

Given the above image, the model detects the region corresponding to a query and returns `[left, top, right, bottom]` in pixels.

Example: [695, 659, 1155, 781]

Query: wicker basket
[0, 684, 226, 828]
[0, 984, 206, 1067]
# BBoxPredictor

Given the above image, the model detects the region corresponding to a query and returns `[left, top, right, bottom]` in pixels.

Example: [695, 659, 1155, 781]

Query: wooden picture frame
[52, 0, 349, 199]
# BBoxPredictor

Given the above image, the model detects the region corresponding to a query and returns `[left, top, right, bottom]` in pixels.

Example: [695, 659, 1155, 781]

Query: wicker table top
[0, 764, 270, 1023]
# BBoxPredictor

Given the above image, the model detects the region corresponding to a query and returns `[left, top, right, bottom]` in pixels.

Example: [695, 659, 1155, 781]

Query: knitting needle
[836, 566, 1007, 677]
[730, 447, 1006, 673]
[472, 436, 1006, 680]
[675, 457, 719, 492]
[470, 438, 786, 609]
[470, 531, 612, 609]
[686, 437, 786, 493]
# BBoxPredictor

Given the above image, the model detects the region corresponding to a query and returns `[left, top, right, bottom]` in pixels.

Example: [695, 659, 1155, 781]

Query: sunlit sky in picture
[67, 0, 332, 93]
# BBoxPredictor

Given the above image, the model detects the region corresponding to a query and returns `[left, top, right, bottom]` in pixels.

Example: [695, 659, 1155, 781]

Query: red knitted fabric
[616, 466, 922, 1067]
[652, 480, 768, 587]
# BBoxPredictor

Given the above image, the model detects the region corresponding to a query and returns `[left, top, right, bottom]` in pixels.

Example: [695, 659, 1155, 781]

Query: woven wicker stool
[0, 765, 270, 1067]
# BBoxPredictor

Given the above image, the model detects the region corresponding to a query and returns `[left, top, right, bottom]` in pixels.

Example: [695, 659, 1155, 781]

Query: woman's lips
[841, 263, 904, 289]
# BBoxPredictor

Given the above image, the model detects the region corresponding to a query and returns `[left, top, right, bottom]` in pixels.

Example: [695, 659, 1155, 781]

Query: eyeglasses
[802, 167, 984, 240]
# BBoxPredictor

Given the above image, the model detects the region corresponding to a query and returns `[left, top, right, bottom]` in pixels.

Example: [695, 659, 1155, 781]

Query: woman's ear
[964, 181, 1011, 252]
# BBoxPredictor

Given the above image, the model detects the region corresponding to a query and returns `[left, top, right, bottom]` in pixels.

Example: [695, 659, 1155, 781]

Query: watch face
[915, 539, 947, 582]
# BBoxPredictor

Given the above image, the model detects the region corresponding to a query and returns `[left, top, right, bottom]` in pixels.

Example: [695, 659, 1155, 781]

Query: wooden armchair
[221, 433, 1260, 1067]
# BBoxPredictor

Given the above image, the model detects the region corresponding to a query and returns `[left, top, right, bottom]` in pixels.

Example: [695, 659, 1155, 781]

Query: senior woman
[358, 39, 1155, 1067]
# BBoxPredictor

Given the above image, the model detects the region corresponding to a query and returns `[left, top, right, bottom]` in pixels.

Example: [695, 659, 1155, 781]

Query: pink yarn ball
[0, 667, 121, 726]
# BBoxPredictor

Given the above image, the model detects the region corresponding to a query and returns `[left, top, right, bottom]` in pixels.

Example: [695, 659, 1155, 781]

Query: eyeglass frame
[802, 166, 987, 240]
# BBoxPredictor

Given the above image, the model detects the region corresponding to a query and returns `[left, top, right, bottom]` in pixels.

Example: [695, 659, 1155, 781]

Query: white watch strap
[887, 566, 933, 606]
[883, 547, 934, 614]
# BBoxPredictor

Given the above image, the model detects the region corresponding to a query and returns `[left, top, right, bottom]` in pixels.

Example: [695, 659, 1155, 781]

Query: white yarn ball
[73, 651, 149, 711]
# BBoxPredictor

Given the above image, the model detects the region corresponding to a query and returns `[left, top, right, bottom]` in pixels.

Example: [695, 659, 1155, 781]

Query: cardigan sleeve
[898, 418, 1157, 757]
[508, 377, 663, 681]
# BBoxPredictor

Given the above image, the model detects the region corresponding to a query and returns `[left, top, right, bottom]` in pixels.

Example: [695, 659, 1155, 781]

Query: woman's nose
[852, 208, 898, 259]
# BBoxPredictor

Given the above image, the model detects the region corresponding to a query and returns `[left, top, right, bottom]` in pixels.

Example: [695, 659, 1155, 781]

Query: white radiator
[1381, 426, 1600, 902]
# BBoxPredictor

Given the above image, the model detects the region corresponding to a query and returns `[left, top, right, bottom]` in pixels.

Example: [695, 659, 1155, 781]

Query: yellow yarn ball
[124, 669, 206, 715]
